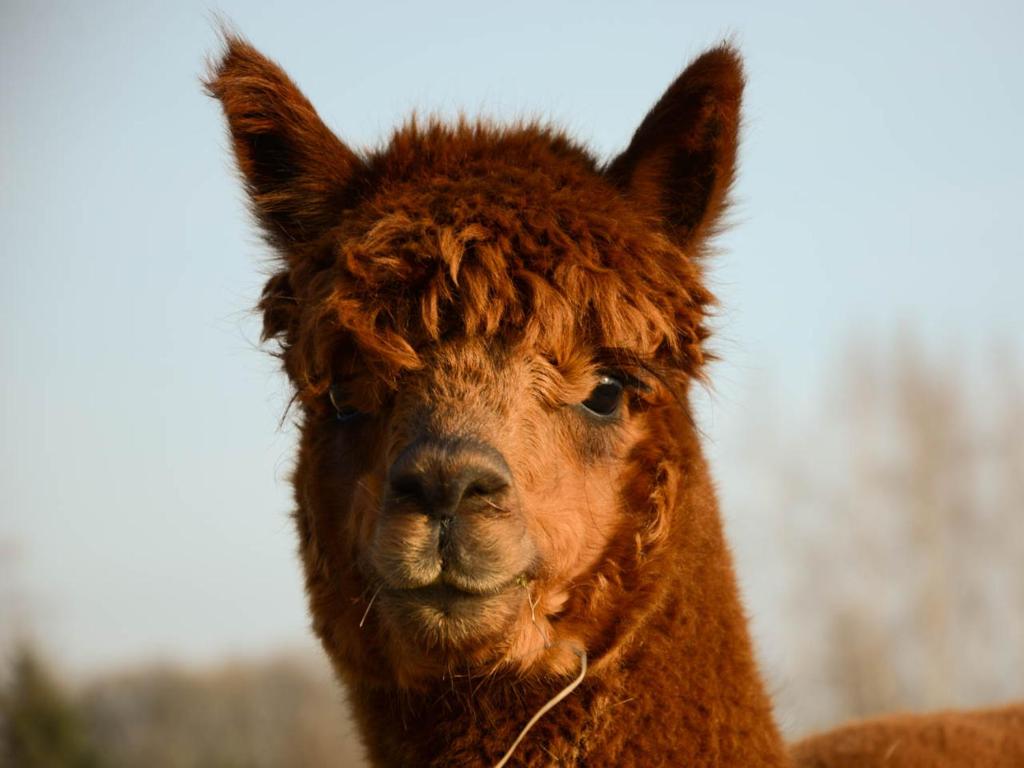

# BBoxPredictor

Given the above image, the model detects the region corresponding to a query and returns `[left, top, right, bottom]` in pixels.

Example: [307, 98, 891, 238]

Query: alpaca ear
[605, 45, 743, 254]
[205, 35, 362, 249]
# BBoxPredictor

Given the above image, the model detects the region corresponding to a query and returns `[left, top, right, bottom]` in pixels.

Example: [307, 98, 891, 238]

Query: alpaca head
[209, 37, 742, 689]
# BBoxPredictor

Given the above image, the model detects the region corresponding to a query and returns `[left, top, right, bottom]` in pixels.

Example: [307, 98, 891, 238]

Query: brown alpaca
[207, 36, 1023, 767]
[791, 703, 1024, 767]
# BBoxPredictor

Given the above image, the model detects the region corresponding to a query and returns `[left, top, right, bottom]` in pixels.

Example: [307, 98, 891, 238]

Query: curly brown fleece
[791, 703, 1024, 767]
[208, 33, 1023, 768]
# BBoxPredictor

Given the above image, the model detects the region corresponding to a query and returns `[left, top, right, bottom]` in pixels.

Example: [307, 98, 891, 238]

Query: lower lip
[397, 582, 499, 604]
[382, 580, 522, 619]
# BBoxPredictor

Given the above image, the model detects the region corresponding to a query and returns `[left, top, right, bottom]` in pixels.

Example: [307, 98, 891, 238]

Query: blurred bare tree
[745, 336, 1024, 735]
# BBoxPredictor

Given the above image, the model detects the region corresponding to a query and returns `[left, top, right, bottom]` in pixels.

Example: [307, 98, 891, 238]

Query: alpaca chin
[377, 582, 524, 651]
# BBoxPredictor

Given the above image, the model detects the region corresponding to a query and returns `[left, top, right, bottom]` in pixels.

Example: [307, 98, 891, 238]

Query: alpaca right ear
[605, 45, 743, 256]
[205, 35, 362, 250]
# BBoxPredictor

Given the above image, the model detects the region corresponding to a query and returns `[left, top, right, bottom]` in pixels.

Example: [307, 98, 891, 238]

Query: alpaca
[791, 703, 1024, 766]
[207, 36, 1023, 767]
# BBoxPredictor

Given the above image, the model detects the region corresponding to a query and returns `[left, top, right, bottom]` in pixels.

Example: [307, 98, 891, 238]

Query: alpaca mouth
[400, 571, 525, 602]
[376, 574, 528, 646]
[382, 570, 527, 613]
[396, 581, 504, 607]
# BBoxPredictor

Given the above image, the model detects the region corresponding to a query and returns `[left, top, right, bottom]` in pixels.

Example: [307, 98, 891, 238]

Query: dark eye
[581, 375, 624, 417]
[328, 384, 362, 422]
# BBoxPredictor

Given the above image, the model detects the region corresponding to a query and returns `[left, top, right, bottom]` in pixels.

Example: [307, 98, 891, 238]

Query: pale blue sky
[2, 0, 1021, 671]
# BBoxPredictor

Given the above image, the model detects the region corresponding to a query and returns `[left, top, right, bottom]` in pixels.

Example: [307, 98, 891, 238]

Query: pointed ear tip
[203, 37, 241, 94]
[209, 13, 249, 55]
[204, 30, 265, 88]
[684, 44, 746, 95]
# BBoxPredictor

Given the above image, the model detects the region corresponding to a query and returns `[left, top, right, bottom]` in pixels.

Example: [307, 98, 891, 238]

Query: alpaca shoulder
[790, 701, 1024, 767]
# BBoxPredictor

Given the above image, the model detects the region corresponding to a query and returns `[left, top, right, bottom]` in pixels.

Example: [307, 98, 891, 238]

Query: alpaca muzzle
[367, 435, 535, 611]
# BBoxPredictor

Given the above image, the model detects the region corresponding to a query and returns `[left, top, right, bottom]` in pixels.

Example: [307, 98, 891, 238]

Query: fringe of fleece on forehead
[277, 215, 713, 400]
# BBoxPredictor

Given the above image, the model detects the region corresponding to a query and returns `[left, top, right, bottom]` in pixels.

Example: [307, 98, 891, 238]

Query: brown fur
[791, 703, 1024, 767]
[207, 34, 1022, 767]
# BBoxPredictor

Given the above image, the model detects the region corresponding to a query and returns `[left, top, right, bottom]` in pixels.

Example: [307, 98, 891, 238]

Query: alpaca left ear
[205, 35, 363, 250]
[605, 45, 743, 255]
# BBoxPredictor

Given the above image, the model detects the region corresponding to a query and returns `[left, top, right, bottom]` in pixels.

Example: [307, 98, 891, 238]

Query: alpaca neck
[352, 495, 788, 767]
[583, 515, 789, 766]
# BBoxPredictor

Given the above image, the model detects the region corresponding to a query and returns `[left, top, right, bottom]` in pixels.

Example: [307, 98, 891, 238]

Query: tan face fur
[298, 338, 657, 685]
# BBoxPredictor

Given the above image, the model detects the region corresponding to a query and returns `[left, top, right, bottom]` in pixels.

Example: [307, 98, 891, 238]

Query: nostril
[464, 482, 489, 498]
[451, 466, 510, 510]
[463, 474, 509, 499]
[388, 472, 427, 505]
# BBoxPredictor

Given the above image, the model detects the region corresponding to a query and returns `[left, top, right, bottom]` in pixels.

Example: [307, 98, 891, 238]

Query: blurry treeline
[729, 336, 1024, 735]
[0, 647, 363, 767]
[2, 337, 1022, 765]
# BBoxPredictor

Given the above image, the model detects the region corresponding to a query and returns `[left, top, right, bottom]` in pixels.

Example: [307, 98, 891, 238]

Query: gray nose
[386, 437, 512, 519]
